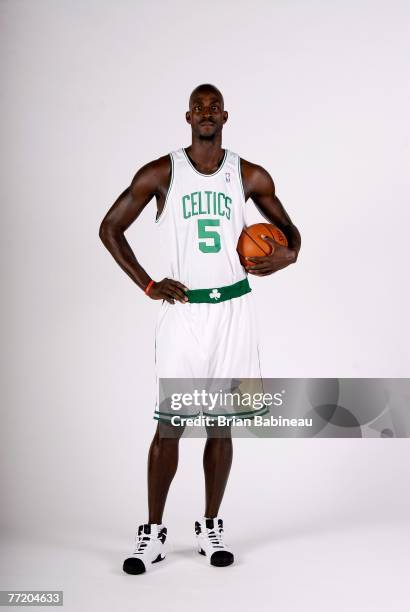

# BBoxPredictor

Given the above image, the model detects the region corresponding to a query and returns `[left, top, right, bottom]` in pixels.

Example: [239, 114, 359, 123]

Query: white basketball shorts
[153, 292, 266, 423]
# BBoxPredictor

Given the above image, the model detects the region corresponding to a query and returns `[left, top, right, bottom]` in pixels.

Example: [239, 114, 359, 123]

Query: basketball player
[99, 84, 301, 574]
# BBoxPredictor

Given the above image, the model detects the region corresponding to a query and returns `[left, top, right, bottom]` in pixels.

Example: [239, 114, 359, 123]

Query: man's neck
[185, 140, 225, 173]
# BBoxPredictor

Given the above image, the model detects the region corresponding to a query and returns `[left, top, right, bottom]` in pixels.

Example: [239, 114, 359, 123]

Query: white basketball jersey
[155, 147, 247, 289]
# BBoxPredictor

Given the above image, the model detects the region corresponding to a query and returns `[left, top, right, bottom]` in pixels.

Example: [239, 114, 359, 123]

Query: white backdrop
[1, 1, 410, 611]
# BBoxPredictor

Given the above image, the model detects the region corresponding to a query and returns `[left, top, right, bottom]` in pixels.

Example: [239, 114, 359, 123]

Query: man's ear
[185, 111, 191, 124]
[223, 110, 228, 124]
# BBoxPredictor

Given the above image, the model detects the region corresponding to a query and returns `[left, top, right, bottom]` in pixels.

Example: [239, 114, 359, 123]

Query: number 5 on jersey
[198, 219, 221, 253]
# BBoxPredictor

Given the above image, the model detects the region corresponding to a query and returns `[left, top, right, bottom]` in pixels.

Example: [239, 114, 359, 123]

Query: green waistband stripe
[186, 277, 251, 304]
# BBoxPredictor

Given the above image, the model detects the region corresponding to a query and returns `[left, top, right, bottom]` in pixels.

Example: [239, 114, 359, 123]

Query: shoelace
[206, 527, 225, 549]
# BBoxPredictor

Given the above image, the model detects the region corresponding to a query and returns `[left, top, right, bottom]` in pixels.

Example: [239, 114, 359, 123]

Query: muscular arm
[241, 159, 301, 275]
[99, 157, 188, 303]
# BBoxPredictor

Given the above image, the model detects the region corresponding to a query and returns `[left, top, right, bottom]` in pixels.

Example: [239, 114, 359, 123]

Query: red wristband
[144, 279, 155, 295]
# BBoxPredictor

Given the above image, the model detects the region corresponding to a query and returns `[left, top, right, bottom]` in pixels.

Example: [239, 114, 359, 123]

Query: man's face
[186, 92, 228, 139]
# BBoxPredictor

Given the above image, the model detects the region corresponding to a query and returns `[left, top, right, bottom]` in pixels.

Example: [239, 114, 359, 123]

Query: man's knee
[156, 420, 186, 441]
[205, 424, 232, 439]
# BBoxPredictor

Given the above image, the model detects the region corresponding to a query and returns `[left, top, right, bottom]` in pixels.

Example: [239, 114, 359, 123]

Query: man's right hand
[148, 278, 189, 304]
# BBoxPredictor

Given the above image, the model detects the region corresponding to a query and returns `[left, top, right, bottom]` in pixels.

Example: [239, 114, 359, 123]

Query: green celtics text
[182, 191, 232, 220]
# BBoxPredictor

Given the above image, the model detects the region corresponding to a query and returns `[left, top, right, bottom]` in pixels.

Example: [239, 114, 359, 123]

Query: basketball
[237, 223, 288, 268]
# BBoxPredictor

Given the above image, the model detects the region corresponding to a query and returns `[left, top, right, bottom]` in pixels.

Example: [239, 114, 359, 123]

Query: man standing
[99, 83, 301, 574]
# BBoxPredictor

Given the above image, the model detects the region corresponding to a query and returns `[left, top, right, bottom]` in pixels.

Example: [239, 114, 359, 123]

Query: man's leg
[147, 421, 185, 524]
[193, 424, 234, 567]
[203, 425, 233, 518]
[123, 421, 185, 575]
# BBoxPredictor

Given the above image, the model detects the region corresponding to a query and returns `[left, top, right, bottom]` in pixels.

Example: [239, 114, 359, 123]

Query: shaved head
[189, 83, 224, 109]
[186, 83, 228, 139]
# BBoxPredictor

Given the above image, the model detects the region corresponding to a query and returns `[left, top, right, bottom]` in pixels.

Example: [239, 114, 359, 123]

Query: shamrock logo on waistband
[209, 289, 221, 300]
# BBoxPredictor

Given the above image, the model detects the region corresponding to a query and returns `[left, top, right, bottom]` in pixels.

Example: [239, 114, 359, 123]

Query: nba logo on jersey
[225, 172, 230, 182]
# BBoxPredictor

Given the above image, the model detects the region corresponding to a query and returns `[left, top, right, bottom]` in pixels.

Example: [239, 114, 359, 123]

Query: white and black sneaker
[123, 523, 167, 575]
[195, 517, 234, 567]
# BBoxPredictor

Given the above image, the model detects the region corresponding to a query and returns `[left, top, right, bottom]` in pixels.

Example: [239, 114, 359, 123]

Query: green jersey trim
[237, 155, 246, 202]
[155, 153, 174, 224]
[182, 148, 228, 177]
[154, 409, 201, 418]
